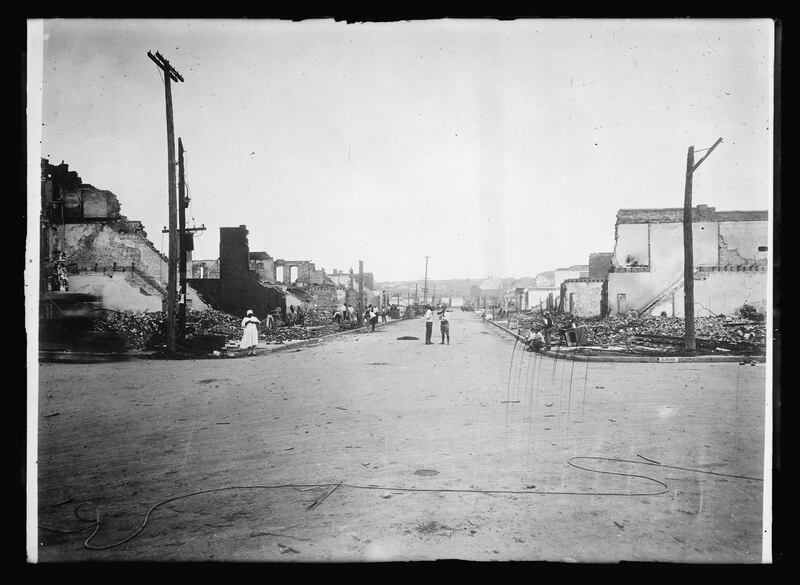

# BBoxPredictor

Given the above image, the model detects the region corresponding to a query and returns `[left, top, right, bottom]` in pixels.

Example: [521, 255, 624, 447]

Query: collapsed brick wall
[307, 285, 343, 317]
[219, 226, 251, 281]
[54, 222, 209, 311]
[718, 221, 769, 266]
[562, 279, 605, 318]
[60, 186, 124, 221]
[588, 253, 614, 279]
[189, 277, 284, 319]
[193, 259, 220, 279]
[56, 222, 169, 285]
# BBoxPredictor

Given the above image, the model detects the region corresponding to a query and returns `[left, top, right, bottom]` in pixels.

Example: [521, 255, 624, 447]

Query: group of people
[333, 303, 357, 329]
[423, 304, 450, 345]
[333, 303, 390, 331]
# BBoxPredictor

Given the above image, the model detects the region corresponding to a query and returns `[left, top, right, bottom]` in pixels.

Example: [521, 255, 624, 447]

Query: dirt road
[35, 310, 767, 562]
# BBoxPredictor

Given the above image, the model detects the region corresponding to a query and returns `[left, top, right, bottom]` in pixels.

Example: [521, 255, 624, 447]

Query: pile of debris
[508, 310, 766, 355]
[90, 307, 351, 351]
[90, 310, 167, 349]
[302, 305, 337, 327]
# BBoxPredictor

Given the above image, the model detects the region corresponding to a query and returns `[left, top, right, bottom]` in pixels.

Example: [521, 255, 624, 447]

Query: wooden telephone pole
[174, 139, 206, 344]
[358, 260, 364, 327]
[423, 255, 430, 305]
[683, 137, 722, 353]
[148, 50, 184, 353]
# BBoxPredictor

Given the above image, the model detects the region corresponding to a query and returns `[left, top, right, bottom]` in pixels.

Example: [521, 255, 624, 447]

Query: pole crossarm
[163, 225, 206, 234]
[147, 50, 185, 83]
[691, 137, 723, 172]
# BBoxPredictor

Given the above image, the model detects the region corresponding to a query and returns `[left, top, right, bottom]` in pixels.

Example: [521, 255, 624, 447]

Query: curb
[253, 317, 408, 355]
[482, 316, 766, 364]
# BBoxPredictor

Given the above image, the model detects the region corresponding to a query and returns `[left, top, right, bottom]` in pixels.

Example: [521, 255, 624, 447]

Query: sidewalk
[483, 315, 766, 364]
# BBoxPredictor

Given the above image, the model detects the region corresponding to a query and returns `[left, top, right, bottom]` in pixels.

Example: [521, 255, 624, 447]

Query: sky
[31, 18, 774, 283]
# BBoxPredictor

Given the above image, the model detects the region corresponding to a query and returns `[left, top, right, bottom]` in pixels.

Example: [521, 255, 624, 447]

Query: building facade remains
[607, 204, 768, 317]
[40, 158, 207, 313]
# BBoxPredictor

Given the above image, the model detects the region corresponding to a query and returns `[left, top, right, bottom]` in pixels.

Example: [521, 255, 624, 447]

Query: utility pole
[173, 138, 206, 344]
[423, 255, 430, 305]
[177, 138, 187, 344]
[683, 137, 723, 353]
[148, 50, 184, 353]
[358, 260, 364, 327]
[415, 283, 418, 304]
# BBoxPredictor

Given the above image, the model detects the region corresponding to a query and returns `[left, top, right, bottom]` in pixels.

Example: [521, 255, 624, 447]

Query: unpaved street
[36, 310, 767, 562]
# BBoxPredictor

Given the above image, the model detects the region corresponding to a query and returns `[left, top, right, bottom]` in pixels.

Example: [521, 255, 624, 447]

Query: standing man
[438, 305, 450, 345]
[424, 305, 434, 345]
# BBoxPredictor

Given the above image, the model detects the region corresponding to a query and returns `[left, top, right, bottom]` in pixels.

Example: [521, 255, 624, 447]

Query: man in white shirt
[423, 306, 434, 345]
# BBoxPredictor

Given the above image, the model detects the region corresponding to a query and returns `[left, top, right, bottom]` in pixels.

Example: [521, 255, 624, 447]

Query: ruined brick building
[188, 226, 284, 318]
[40, 159, 208, 313]
[607, 204, 768, 317]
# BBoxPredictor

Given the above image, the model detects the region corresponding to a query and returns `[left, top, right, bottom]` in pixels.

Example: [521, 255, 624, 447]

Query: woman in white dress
[240, 309, 260, 356]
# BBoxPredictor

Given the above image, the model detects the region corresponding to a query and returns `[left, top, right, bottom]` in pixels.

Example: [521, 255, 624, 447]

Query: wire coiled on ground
[38, 456, 763, 551]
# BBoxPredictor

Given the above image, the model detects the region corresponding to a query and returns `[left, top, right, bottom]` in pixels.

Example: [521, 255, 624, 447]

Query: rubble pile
[185, 308, 242, 339]
[302, 306, 336, 327]
[509, 311, 766, 355]
[91, 311, 166, 348]
[91, 307, 349, 350]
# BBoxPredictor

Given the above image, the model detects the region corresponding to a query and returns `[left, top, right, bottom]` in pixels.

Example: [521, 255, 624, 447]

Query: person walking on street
[438, 305, 450, 344]
[239, 309, 260, 356]
[424, 305, 434, 344]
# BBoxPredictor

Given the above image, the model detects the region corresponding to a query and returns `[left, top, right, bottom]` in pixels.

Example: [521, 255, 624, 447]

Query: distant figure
[346, 304, 356, 326]
[542, 311, 554, 347]
[525, 330, 545, 352]
[424, 305, 434, 345]
[239, 309, 260, 356]
[438, 305, 450, 345]
[296, 303, 306, 326]
[381, 306, 388, 323]
[265, 313, 275, 331]
[368, 305, 378, 332]
[273, 306, 283, 327]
